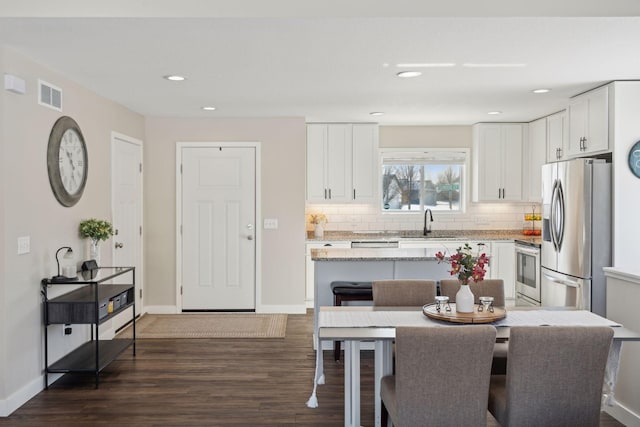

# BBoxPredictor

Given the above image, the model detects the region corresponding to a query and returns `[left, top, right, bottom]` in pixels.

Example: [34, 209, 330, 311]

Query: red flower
[435, 243, 490, 285]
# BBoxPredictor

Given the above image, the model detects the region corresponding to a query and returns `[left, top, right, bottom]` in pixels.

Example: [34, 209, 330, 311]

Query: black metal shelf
[48, 339, 133, 373]
[42, 267, 136, 388]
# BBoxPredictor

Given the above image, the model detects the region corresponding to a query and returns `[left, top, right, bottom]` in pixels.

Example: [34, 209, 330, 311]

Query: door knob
[115, 242, 124, 249]
[247, 235, 254, 241]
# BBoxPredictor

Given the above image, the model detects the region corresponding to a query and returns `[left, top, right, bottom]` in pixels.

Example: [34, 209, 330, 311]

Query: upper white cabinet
[526, 117, 546, 202]
[546, 110, 568, 162]
[472, 123, 525, 202]
[306, 123, 378, 203]
[567, 85, 610, 157]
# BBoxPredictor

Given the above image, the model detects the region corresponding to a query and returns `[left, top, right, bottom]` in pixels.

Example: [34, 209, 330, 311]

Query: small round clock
[629, 140, 640, 179]
[47, 116, 88, 207]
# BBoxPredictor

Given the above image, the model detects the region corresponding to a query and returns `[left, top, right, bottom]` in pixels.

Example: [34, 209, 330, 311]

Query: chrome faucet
[423, 208, 434, 235]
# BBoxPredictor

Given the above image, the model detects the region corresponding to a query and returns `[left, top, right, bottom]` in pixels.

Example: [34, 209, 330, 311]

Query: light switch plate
[17, 236, 30, 254]
[263, 218, 278, 229]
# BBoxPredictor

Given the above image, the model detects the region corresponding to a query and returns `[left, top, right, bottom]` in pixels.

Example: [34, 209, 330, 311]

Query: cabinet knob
[115, 242, 124, 249]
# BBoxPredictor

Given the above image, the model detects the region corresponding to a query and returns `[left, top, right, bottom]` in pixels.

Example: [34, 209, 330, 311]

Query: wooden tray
[422, 303, 506, 324]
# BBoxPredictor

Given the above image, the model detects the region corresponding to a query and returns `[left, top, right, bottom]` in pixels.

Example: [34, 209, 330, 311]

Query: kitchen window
[380, 149, 468, 213]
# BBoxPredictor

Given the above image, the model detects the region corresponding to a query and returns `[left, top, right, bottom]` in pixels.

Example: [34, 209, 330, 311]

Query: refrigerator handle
[550, 180, 559, 251]
[556, 181, 565, 250]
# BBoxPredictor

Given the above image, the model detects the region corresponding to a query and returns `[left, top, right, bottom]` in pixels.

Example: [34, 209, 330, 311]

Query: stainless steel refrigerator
[541, 158, 611, 316]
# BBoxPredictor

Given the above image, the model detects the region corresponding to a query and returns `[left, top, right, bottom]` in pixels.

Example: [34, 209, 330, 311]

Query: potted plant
[79, 218, 114, 263]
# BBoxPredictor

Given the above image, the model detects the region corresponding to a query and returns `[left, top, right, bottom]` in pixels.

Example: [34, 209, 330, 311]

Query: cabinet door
[526, 118, 546, 201]
[352, 124, 378, 203]
[584, 86, 609, 154]
[474, 125, 503, 201]
[306, 124, 327, 202]
[546, 110, 567, 162]
[490, 242, 516, 300]
[305, 241, 351, 307]
[325, 124, 352, 202]
[501, 124, 524, 201]
[567, 97, 588, 157]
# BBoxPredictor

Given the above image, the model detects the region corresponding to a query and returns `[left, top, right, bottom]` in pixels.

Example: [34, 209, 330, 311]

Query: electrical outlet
[17, 236, 30, 254]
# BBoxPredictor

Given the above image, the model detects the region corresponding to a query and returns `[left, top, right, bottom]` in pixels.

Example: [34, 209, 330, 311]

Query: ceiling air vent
[38, 79, 62, 111]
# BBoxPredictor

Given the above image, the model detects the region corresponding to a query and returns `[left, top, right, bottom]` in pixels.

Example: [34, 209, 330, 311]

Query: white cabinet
[567, 85, 610, 157]
[472, 123, 525, 202]
[546, 110, 568, 162]
[489, 241, 516, 300]
[306, 123, 378, 203]
[305, 241, 350, 308]
[526, 117, 546, 201]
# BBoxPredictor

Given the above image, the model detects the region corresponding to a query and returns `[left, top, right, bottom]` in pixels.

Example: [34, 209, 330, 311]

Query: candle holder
[478, 296, 494, 313]
[435, 295, 452, 313]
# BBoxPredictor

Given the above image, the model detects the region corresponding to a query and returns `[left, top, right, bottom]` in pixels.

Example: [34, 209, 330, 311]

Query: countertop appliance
[541, 158, 611, 316]
[514, 241, 541, 307]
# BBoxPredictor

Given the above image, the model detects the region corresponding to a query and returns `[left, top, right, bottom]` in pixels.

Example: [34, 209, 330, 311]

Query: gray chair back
[382, 325, 497, 426]
[372, 280, 437, 306]
[440, 278, 505, 307]
[488, 326, 614, 427]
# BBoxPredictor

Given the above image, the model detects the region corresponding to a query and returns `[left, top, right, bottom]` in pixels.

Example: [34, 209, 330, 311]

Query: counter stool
[330, 281, 373, 361]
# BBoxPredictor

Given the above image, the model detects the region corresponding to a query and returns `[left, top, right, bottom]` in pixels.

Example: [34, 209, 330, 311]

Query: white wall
[143, 117, 306, 313]
[307, 125, 539, 232]
[0, 47, 144, 415]
[611, 81, 640, 268]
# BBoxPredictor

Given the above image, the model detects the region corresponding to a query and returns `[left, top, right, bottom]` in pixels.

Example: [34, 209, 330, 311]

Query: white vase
[456, 283, 475, 313]
[314, 223, 324, 238]
[88, 239, 100, 266]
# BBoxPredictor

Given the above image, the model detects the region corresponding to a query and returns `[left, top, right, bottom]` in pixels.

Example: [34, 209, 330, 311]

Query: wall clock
[629, 140, 640, 179]
[47, 116, 88, 207]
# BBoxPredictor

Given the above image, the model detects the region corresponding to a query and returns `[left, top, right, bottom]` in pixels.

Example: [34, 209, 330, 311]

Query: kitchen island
[312, 247, 452, 341]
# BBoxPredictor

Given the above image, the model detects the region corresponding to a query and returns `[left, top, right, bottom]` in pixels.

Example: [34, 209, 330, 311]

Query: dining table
[307, 305, 640, 427]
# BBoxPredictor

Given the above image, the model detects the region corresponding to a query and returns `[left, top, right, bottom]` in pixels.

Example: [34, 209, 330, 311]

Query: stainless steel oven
[515, 242, 541, 306]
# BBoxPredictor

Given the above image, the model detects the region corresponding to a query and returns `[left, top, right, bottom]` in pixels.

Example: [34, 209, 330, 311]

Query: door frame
[110, 131, 144, 314]
[175, 142, 262, 313]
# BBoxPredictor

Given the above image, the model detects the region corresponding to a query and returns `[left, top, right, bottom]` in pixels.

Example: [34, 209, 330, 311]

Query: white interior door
[111, 133, 143, 329]
[181, 146, 256, 310]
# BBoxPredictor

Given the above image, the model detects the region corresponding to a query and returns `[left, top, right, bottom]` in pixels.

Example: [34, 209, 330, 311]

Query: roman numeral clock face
[47, 116, 88, 207]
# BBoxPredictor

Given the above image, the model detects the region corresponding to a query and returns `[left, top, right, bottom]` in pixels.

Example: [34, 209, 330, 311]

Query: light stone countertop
[311, 247, 443, 261]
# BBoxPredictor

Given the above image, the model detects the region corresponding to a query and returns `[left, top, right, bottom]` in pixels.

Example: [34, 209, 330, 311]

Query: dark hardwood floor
[0, 311, 624, 426]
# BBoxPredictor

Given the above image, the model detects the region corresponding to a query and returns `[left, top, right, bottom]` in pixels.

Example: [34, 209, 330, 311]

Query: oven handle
[543, 272, 579, 288]
[515, 246, 540, 256]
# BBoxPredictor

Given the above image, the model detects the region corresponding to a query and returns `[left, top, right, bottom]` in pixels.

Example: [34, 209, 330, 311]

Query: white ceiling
[1, 1, 640, 125]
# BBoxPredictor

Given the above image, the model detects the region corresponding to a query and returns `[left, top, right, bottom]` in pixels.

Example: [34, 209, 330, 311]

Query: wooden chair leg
[334, 294, 342, 361]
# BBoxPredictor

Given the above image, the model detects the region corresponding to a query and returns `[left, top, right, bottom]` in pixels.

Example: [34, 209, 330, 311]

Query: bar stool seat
[330, 281, 373, 361]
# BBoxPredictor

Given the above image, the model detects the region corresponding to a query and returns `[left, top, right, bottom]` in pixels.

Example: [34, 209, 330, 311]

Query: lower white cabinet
[489, 241, 516, 300]
[305, 241, 350, 308]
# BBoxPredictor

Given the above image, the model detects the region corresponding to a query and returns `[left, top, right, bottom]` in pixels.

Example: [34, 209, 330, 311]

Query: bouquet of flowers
[309, 213, 328, 225]
[435, 243, 489, 284]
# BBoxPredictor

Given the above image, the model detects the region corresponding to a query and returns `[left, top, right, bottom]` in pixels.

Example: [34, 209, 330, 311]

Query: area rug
[116, 313, 287, 339]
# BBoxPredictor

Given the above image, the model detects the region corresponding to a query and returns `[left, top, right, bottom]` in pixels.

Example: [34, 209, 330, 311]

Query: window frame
[379, 147, 470, 214]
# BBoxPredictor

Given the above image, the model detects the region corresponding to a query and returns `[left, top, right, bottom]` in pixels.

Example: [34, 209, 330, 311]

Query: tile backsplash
[306, 202, 542, 233]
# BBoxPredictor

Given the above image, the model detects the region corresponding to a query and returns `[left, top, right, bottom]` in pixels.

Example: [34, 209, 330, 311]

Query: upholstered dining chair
[488, 326, 614, 427]
[372, 279, 437, 307]
[381, 325, 497, 427]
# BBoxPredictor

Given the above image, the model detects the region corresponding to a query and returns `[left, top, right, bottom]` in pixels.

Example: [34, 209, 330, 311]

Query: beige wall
[0, 47, 7, 405]
[379, 125, 472, 148]
[144, 117, 306, 311]
[0, 47, 144, 414]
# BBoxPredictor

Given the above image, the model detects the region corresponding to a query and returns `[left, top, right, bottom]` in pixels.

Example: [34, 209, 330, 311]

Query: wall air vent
[38, 79, 62, 111]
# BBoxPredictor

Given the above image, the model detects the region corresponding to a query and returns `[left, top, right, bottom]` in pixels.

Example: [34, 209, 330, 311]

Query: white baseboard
[257, 304, 306, 314]
[144, 305, 179, 314]
[0, 374, 48, 417]
[604, 401, 640, 427]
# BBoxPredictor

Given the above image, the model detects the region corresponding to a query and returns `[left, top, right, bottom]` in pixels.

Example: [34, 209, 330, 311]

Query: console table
[41, 267, 136, 388]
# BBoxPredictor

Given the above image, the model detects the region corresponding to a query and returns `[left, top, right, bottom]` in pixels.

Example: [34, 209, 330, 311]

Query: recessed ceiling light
[201, 106, 216, 111]
[370, 112, 385, 116]
[163, 75, 186, 81]
[396, 63, 456, 68]
[463, 63, 526, 68]
[396, 71, 422, 78]
[488, 111, 502, 115]
[532, 88, 551, 94]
